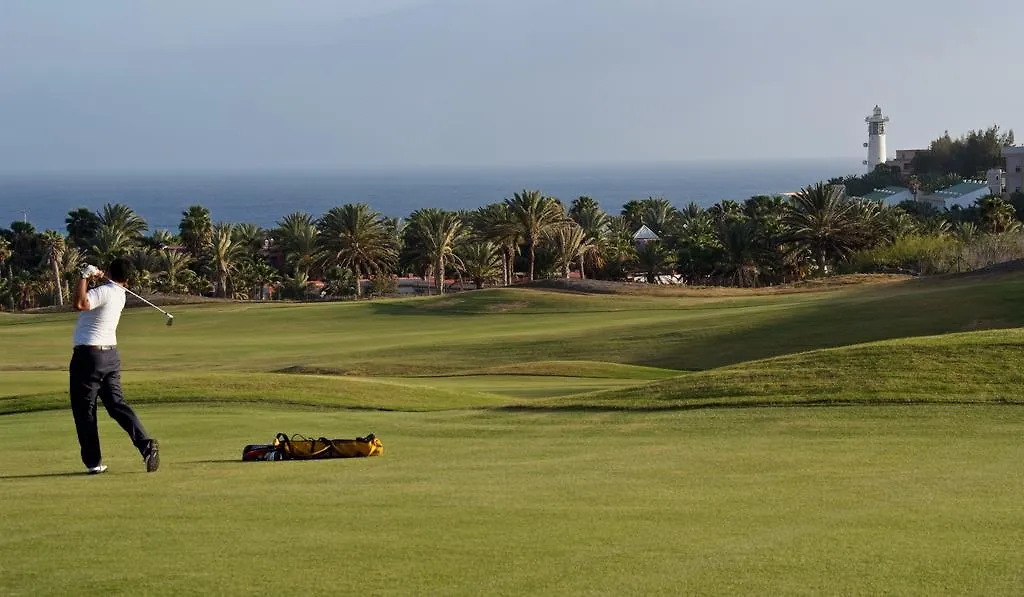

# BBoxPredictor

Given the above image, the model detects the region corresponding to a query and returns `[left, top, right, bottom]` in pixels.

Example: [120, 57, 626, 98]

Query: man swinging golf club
[71, 258, 159, 474]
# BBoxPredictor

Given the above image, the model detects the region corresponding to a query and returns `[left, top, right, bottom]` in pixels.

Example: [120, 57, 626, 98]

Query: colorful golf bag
[242, 433, 383, 461]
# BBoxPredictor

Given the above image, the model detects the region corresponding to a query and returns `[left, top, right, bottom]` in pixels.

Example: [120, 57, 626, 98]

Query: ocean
[0, 159, 862, 233]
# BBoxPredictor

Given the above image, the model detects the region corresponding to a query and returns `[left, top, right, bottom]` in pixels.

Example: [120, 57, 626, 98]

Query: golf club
[106, 278, 175, 326]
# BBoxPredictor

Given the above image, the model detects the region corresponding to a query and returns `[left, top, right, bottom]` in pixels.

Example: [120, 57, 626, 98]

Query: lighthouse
[863, 105, 889, 173]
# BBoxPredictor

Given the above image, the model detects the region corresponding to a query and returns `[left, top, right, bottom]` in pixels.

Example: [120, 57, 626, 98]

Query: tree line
[4, 180, 1024, 310]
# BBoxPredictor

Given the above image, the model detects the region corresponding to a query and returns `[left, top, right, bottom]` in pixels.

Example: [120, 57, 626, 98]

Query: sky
[0, 0, 1021, 173]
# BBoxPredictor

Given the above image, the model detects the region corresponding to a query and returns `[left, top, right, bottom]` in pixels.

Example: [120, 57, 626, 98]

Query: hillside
[3, 270, 1024, 414]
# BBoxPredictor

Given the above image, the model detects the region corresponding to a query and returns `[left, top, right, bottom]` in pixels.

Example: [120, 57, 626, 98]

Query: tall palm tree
[569, 196, 601, 221]
[505, 190, 566, 281]
[545, 222, 593, 279]
[601, 216, 637, 280]
[39, 230, 66, 306]
[639, 197, 680, 236]
[210, 223, 245, 298]
[569, 201, 609, 279]
[232, 223, 266, 257]
[783, 182, 859, 273]
[457, 242, 503, 289]
[90, 224, 135, 265]
[65, 208, 101, 251]
[407, 208, 463, 295]
[179, 205, 213, 258]
[317, 203, 397, 298]
[275, 212, 318, 277]
[157, 250, 194, 294]
[676, 204, 721, 285]
[471, 203, 520, 286]
[99, 203, 148, 239]
[716, 219, 761, 287]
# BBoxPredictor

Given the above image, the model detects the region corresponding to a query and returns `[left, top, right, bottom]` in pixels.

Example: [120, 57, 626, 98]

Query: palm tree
[569, 201, 609, 279]
[545, 222, 593, 279]
[148, 229, 178, 250]
[505, 190, 566, 281]
[210, 223, 245, 298]
[39, 231, 66, 306]
[157, 250, 194, 294]
[127, 248, 161, 292]
[317, 203, 397, 298]
[90, 224, 135, 265]
[275, 212, 318, 277]
[634, 240, 675, 284]
[0, 237, 11, 279]
[569, 196, 601, 220]
[471, 203, 520, 286]
[248, 259, 280, 300]
[953, 222, 979, 245]
[179, 205, 213, 258]
[978, 196, 1018, 234]
[59, 246, 84, 299]
[783, 182, 859, 273]
[406, 208, 464, 295]
[99, 203, 148, 239]
[65, 208, 101, 251]
[232, 223, 266, 256]
[716, 219, 761, 287]
[601, 216, 637, 280]
[457, 242, 503, 289]
[639, 197, 680, 236]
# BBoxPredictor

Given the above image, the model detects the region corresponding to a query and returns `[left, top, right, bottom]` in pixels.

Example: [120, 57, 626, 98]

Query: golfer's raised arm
[74, 266, 103, 311]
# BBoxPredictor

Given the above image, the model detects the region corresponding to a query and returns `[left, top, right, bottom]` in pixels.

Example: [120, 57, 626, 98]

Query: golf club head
[165, 314, 174, 327]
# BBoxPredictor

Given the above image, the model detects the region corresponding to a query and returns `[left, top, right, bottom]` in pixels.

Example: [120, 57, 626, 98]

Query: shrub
[848, 235, 959, 275]
[368, 276, 398, 297]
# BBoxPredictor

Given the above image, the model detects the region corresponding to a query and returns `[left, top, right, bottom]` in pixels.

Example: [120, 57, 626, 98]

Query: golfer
[71, 258, 159, 474]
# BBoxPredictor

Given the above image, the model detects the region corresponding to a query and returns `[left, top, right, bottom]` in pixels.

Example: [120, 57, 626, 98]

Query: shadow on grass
[0, 470, 145, 480]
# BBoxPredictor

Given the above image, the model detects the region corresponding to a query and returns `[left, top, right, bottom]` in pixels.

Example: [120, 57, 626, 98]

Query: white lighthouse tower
[862, 105, 889, 173]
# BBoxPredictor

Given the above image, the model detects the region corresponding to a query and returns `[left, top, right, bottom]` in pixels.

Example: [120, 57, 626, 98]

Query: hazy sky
[1, 0, 1021, 173]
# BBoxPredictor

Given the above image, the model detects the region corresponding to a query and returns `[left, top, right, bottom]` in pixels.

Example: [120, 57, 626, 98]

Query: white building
[1003, 146, 1024, 195]
[926, 181, 994, 209]
[859, 186, 913, 205]
[863, 105, 889, 173]
[633, 225, 660, 247]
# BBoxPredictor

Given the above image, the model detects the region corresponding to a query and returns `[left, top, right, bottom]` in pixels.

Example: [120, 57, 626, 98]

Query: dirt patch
[484, 302, 530, 313]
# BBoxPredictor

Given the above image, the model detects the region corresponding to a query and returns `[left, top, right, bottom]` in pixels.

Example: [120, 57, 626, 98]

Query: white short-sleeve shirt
[73, 283, 127, 347]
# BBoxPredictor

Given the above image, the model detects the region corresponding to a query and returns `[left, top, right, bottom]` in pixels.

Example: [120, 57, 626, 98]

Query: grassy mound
[538, 328, 1024, 410]
[4, 270, 1024, 413]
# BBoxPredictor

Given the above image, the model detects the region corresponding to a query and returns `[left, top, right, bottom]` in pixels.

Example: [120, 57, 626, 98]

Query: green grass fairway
[2, 405, 1022, 595]
[3, 274, 1024, 594]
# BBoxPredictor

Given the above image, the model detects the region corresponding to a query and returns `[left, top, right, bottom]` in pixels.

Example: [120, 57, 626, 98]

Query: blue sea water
[0, 159, 862, 233]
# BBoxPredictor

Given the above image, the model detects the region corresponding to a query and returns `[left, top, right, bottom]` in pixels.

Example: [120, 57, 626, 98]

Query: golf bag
[242, 433, 383, 461]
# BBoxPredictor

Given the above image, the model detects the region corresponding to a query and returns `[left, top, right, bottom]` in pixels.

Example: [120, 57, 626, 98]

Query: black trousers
[69, 346, 151, 468]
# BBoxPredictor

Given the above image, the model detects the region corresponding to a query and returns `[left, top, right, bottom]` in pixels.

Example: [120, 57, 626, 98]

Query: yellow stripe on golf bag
[273, 433, 383, 459]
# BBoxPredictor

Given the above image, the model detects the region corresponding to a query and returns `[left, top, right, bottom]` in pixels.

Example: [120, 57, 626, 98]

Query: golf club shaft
[105, 279, 173, 318]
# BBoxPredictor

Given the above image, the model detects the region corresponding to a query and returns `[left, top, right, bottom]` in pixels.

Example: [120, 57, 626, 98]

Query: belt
[74, 345, 117, 351]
